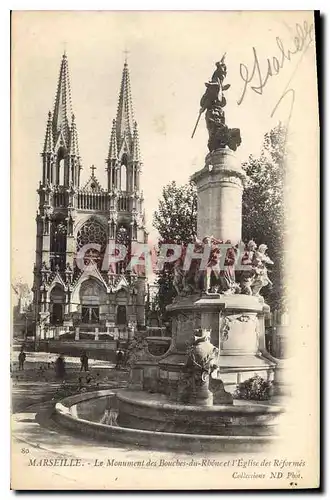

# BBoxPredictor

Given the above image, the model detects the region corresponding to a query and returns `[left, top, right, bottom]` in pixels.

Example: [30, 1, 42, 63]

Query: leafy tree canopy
[153, 181, 198, 245]
[242, 122, 287, 311]
[152, 181, 197, 319]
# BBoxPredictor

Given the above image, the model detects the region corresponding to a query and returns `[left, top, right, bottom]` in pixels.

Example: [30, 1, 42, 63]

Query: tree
[242, 122, 287, 312]
[153, 181, 198, 245]
[153, 181, 198, 319]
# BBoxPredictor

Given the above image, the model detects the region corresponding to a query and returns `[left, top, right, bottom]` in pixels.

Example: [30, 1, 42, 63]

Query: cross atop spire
[123, 48, 130, 63]
[82, 167, 103, 192]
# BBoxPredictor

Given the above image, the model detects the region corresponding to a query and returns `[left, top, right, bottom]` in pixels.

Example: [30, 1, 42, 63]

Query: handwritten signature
[237, 21, 314, 106]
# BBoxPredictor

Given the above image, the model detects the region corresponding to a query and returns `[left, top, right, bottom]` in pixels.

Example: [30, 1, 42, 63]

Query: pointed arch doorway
[50, 286, 65, 325]
[79, 279, 106, 325]
[116, 305, 127, 326]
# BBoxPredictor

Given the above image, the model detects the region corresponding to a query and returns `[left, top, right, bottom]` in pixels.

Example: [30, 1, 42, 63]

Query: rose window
[76, 220, 107, 267]
[76, 220, 107, 251]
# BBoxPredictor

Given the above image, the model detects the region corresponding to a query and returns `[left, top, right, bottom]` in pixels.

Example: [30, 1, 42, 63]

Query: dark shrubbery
[234, 375, 273, 401]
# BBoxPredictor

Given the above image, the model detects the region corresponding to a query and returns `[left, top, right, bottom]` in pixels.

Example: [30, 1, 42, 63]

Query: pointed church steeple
[43, 111, 54, 153]
[69, 114, 79, 156]
[41, 110, 55, 185]
[106, 59, 143, 193]
[132, 121, 141, 162]
[116, 60, 135, 149]
[68, 113, 81, 187]
[40, 52, 81, 187]
[108, 119, 118, 160]
[52, 52, 73, 150]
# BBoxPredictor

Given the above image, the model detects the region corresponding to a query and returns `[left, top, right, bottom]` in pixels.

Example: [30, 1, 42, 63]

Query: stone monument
[157, 56, 277, 396]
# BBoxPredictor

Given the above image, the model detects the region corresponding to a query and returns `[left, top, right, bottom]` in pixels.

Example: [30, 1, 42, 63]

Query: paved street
[11, 349, 127, 410]
[11, 350, 223, 489]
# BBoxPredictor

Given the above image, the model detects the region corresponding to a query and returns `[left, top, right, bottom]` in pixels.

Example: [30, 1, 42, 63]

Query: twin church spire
[106, 60, 142, 192]
[42, 53, 81, 187]
[43, 53, 76, 153]
[52, 52, 73, 150]
[108, 60, 141, 162]
[115, 60, 135, 148]
[42, 52, 142, 192]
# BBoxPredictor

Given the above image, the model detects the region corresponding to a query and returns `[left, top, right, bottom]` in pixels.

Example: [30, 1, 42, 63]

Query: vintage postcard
[11, 10, 319, 490]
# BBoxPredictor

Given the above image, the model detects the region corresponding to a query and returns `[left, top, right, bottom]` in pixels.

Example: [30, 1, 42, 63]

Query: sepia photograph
[10, 10, 319, 490]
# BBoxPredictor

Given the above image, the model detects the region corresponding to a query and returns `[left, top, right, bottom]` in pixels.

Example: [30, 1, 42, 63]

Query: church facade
[32, 54, 148, 342]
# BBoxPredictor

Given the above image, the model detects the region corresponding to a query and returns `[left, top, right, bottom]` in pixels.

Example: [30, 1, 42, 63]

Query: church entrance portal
[79, 279, 105, 325]
[81, 306, 99, 324]
[50, 286, 65, 325]
[116, 305, 127, 326]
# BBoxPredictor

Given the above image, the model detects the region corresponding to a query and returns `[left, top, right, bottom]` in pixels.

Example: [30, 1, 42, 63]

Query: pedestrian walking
[80, 351, 89, 372]
[18, 348, 26, 371]
[55, 354, 66, 380]
[115, 349, 124, 370]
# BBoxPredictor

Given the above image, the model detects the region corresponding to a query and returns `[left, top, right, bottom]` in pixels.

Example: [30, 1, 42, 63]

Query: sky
[11, 11, 317, 286]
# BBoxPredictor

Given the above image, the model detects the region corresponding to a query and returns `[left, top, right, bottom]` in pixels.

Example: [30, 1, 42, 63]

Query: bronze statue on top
[192, 55, 241, 153]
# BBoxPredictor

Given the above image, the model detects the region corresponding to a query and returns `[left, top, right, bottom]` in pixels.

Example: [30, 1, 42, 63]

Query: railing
[42, 325, 133, 342]
[42, 190, 136, 212]
[77, 193, 109, 211]
[45, 326, 66, 339]
[117, 194, 130, 212]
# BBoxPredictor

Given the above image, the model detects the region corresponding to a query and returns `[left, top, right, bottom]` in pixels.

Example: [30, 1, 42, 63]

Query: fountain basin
[54, 389, 284, 452]
[117, 390, 282, 436]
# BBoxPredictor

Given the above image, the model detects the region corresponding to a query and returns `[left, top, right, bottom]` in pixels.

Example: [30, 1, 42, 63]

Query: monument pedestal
[195, 293, 276, 391]
[191, 149, 246, 245]
[159, 293, 276, 397]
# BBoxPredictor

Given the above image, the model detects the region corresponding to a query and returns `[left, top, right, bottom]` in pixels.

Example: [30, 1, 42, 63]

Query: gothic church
[33, 53, 148, 341]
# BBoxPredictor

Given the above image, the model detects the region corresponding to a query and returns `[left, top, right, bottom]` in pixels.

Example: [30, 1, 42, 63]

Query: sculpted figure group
[239, 240, 274, 296]
[173, 237, 273, 299]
